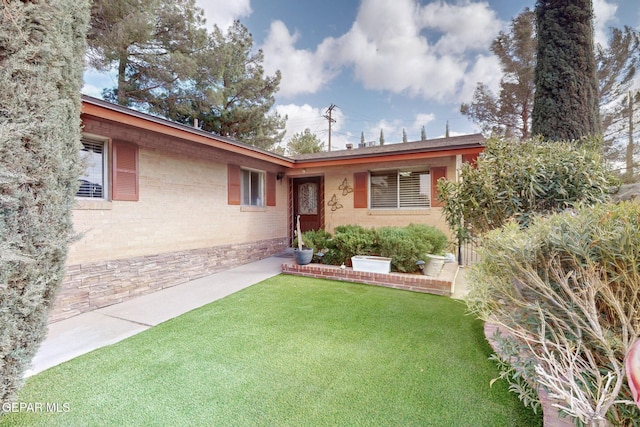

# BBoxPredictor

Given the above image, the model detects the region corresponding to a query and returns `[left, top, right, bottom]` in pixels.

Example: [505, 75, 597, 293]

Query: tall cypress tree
[532, 0, 601, 141]
[0, 0, 89, 410]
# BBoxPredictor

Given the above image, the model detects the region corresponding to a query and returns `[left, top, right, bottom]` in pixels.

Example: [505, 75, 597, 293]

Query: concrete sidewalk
[27, 256, 286, 377]
[28, 255, 470, 377]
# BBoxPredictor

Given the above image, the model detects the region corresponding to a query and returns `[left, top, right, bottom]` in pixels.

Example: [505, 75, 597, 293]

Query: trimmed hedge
[303, 224, 447, 273]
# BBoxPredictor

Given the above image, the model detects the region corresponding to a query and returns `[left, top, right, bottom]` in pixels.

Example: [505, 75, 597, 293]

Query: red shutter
[228, 164, 241, 205]
[266, 172, 276, 206]
[112, 141, 139, 201]
[430, 167, 447, 207]
[353, 172, 368, 208]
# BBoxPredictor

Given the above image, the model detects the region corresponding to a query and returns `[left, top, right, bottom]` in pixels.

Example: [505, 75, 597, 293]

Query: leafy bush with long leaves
[468, 202, 640, 425]
[438, 137, 614, 237]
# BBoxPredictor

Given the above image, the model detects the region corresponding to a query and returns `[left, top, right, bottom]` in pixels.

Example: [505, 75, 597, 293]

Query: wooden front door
[293, 176, 323, 234]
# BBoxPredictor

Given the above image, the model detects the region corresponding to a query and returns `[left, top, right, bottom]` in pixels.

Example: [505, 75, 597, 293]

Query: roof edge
[81, 95, 292, 164]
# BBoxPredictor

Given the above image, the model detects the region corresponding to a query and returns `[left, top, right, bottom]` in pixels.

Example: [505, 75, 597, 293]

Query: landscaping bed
[282, 260, 458, 296]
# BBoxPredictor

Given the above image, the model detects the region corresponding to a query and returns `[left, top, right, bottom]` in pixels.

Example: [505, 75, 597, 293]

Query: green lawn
[1, 276, 541, 426]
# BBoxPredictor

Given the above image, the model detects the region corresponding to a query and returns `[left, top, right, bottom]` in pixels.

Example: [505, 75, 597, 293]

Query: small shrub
[406, 224, 447, 255]
[377, 227, 423, 272]
[294, 229, 332, 262]
[376, 225, 447, 273]
[324, 225, 377, 266]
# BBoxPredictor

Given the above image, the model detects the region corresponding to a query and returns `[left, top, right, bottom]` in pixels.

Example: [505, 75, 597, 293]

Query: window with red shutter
[112, 141, 139, 201]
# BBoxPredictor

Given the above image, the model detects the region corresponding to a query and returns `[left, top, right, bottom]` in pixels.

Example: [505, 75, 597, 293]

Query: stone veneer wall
[50, 237, 288, 323]
[281, 262, 455, 295]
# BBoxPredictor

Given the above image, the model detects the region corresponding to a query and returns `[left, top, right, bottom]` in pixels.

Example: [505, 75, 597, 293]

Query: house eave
[81, 95, 295, 168]
[81, 95, 484, 170]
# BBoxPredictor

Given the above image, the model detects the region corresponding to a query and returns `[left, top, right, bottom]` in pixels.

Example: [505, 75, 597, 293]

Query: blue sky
[83, 0, 640, 151]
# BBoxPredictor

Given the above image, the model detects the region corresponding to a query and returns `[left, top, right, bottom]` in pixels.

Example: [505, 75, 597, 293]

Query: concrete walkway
[28, 256, 470, 377]
[27, 256, 285, 377]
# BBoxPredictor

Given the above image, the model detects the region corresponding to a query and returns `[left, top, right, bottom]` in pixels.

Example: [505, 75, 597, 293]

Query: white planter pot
[351, 256, 392, 274]
[425, 254, 446, 277]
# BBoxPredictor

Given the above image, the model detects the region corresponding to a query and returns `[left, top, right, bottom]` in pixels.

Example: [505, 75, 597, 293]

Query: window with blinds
[370, 170, 430, 209]
[241, 169, 265, 206]
[77, 139, 105, 199]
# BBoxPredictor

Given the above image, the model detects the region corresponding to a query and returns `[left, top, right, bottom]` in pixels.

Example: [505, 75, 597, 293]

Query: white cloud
[260, 0, 504, 103]
[419, 1, 504, 55]
[593, 0, 619, 47]
[195, 0, 251, 31]
[81, 68, 117, 98]
[261, 21, 338, 98]
[412, 113, 436, 133]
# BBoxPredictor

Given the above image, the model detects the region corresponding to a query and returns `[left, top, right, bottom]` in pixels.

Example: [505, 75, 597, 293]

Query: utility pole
[323, 104, 337, 151]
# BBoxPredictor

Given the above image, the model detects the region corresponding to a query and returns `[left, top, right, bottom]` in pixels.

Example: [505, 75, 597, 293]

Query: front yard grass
[1, 276, 541, 426]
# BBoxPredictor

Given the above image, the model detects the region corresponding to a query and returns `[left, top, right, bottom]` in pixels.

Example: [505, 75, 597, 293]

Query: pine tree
[0, 0, 89, 410]
[379, 129, 385, 145]
[532, 0, 600, 140]
[155, 21, 286, 151]
[87, 0, 207, 107]
[461, 9, 536, 140]
[402, 128, 408, 143]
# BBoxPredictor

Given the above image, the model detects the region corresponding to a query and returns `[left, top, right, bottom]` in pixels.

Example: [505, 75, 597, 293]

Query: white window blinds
[370, 170, 430, 209]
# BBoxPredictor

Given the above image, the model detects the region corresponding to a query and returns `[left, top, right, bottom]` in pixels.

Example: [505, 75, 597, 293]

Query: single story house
[52, 95, 483, 322]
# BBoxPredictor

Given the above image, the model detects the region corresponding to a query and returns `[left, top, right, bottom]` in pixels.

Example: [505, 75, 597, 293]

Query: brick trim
[281, 262, 454, 295]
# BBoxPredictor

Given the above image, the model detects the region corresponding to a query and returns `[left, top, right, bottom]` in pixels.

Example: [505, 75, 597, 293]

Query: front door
[293, 176, 323, 234]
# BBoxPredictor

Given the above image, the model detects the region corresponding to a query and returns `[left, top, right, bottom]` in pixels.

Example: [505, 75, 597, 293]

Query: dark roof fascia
[291, 138, 485, 164]
[81, 95, 292, 165]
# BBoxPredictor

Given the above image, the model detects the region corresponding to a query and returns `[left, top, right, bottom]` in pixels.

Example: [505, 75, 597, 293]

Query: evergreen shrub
[320, 224, 447, 273]
[0, 0, 89, 412]
[468, 202, 640, 424]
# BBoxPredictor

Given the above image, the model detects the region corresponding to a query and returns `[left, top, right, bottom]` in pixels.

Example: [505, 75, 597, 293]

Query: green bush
[376, 227, 421, 272]
[321, 224, 447, 273]
[0, 0, 90, 412]
[294, 229, 332, 262]
[406, 224, 447, 255]
[468, 202, 640, 424]
[438, 137, 615, 237]
[323, 225, 377, 266]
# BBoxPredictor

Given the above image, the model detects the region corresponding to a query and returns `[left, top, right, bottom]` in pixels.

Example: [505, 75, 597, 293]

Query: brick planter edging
[281, 262, 456, 295]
